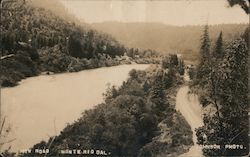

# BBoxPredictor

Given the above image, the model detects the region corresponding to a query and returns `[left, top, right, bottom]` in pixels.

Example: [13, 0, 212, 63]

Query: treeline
[191, 25, 249, 156]
[0, 0, 159, 87]
[92, 22, 248, 63]
[11, 56, 192, 157]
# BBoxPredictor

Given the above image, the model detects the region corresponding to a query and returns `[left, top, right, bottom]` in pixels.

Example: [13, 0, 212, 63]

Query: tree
[129, 69, 138, 79]
[68, 34, 84, 58]
[195, 25, 212, 84]
[149, 70, 169, 118]
[241, 26, 249, 48]
[227, 0, 249, 14]
[196, 38, 249, 156]
[169, 54, 178, 67]
[161, 56, 169, 69]
[217, 38, 248, 126]
[178, 59, 185, 75]
[213, 31, 224, 59]
[200, 25, 210, 61]
[161, 54, 178, 69]
[187, 65, 195, 80]
[195, 2, 249, 156]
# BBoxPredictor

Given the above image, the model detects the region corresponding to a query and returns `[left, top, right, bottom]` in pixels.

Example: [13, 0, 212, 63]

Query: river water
[0, 64, 149, 152]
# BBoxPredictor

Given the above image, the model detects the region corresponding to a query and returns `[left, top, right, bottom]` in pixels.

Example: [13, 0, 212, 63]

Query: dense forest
[190, 23, 249, 156]
[0, 0, 159, 87]
[92, 22, 248, 63]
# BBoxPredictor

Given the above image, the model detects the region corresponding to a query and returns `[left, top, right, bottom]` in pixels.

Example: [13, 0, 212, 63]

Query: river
[0, 64, 149, 152]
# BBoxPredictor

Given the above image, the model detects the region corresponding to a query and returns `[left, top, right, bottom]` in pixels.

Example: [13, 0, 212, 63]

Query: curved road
[176, 86, 203, 157]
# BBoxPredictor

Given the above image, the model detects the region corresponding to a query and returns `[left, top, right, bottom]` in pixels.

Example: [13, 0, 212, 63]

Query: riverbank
[1, 64, 150, 152]
[0, 46, 159, 88]
[3, 62, 193, 157]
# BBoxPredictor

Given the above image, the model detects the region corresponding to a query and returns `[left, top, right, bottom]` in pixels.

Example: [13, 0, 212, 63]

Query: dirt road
[176, 86, 203, 157]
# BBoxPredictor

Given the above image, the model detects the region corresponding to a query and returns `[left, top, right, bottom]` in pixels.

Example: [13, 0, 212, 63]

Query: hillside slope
[0, 1, 126, 87]
[92, 22, 247, 62]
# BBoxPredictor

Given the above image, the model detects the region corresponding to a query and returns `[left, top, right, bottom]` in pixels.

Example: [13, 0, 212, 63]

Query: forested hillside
[0, 0, 130, 87]
[92, 22, 247, 63]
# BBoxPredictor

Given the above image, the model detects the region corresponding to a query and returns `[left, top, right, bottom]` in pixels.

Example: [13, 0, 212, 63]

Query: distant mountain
[92, 22, 248, 62]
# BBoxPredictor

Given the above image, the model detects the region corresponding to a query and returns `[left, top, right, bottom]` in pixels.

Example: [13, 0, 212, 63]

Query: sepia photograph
[0, 0, 249, 156]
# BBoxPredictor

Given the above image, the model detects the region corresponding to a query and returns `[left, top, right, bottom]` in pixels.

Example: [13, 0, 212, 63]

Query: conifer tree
[200, 25, 210, 61]
[213, 31, 224, 59]
[150, 71, 168, 117]
[195, 25, 211, 84]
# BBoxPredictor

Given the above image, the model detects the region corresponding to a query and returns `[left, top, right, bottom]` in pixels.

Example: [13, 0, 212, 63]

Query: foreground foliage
[192, 25, 249, 156]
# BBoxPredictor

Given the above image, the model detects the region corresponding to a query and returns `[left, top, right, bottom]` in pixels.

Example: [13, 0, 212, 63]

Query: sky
[60, 0, 249, 26]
